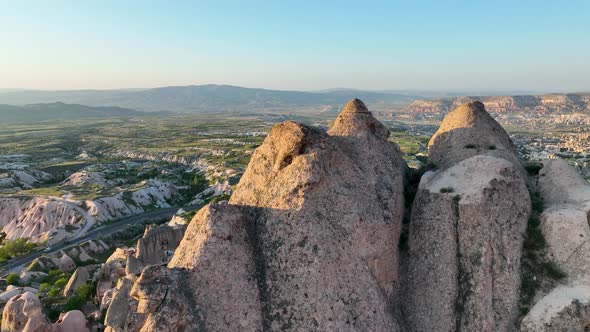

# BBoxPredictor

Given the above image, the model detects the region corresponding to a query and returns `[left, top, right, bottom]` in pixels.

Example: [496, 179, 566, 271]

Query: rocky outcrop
[86, 180, 177, 222]
[228, 98, 406, 330]
[58, 254, 76, 272]
[0, 292, 88, 332]
[134, 224, 185, 267]
[104, 278, 143, 332]
[404, 156, 530, 331]
[1, 292, 52, 332]
[428, 101, 522, 171]
[404, 101, 531, 331]
[521, 159, 590, 331]
[111, 98, 406, 331]
[54, 310, 89, 332]
[62, 266, 93, 297]
[0, 197, 85, 243]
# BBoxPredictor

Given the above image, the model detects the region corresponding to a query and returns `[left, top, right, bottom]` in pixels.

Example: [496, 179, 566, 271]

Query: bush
[524, 161, 544, 176]
[75, 282, 95, 300]
[63, 295, 86, 312]
[6, 273, 20, 286]
[488, 145, 497, 150]
[520, 188, 567, 315]
[54, 277, 69, 289]
[440, 187, 455, 193]
[464, 144, 477, 149]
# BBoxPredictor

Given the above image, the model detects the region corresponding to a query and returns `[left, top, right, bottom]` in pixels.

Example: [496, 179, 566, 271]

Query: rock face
[62, 266, 91, 297]
[1, 292, 52, 332]
[54, 310, 89, 332]
[428, 101, 522, 171]
[229, 98, 406, 331]
[116, 98, 406, 331]
[404, 102, 531, 332]
[131, 203, 262, 331]
[0, 197, 86, 243]
[134, 224, 185, 267]
[521, 159, 590, 331]
[404, 156, 530, 331]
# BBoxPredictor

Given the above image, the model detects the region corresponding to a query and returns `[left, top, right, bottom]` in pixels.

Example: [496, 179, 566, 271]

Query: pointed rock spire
[428, 100, 521, 170]
[328, 98, 390, 139]
[341, 98, 370, 114]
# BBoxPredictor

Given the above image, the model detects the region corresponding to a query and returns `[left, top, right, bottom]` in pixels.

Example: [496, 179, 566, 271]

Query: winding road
[0, 205, 200, 274]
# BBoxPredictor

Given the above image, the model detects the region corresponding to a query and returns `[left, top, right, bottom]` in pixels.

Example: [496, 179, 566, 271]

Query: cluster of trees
[0, 236, 37, 263]
[37, 269, 96, 321]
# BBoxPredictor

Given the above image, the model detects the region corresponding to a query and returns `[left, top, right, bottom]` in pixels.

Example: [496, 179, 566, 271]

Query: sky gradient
[1, 0, 589, 92]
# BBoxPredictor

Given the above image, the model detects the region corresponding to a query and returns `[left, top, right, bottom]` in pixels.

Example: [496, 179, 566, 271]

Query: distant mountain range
[402, 93, 590, 115]
[0, 85, 417, 112]
[0, 102, 144, 122]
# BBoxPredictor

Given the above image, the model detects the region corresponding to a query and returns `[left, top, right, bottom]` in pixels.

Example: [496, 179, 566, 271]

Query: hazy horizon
[2, 1, 589, 91]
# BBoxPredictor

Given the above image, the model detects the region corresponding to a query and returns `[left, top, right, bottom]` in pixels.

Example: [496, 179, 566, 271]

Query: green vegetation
[524, 161, 544, 176]
[519, 189, 567, 315]
[439, 187, 455, 193]
[0, 238, 37, 263]
[5, 273, 20, 286]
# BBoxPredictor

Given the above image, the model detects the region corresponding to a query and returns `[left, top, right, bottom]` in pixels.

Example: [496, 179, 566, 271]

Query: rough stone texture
[131, 266, 204, 332]
[404, 155, 530, 332]
[521, 285, 590, 332]
[128, 203, 262, 331]
[58, 254, 76, 272]
[539, 159, 590, 208]
[110, 99, 405, 331]
[428, 101, 522, 171]
[125, 255, 141, 276]
[135, 224, 185, 267]
[229, 98, 406, 331]
[521, 159, 590, 331]
[104, 278, 144, 332]
[1, 292, 52, 332]
[62, 266, 91, 297]
[54, 310, 89, 332]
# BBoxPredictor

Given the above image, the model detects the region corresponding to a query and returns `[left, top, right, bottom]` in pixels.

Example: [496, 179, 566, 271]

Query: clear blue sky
[1, 0, 589, 91]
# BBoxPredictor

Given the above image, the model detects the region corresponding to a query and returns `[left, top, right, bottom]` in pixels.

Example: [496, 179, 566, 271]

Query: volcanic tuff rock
[116, 98, 406, 331]
[404, 156, 530, 331]
[1, 292, 52, 332]
[230, 98, 406, 331]
[1, 292, 89, 332]
[404, 101, 531, 332]
[521, 159, 590, 331]
[134, 224, 186, 267]
[428, 101, 522, 171]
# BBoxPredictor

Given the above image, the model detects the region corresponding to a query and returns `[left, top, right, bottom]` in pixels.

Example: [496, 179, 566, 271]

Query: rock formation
[521, 159, 590, 331]
[134, 224, 185, 267]
[1, 292, 89, 332]
[109, 98, 407, 331]
[428, 101, 522, 171]
[62, 266, 94, 297]
[80, 98, 590, 331]
[404, 102, 531, 331]
[404, 156, 530, 331]
[1, 292, 52, 332]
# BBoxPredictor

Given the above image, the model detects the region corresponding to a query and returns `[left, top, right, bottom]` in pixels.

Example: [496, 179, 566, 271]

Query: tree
[75, 283, 95, 300]
[63, 295, 85, 312]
